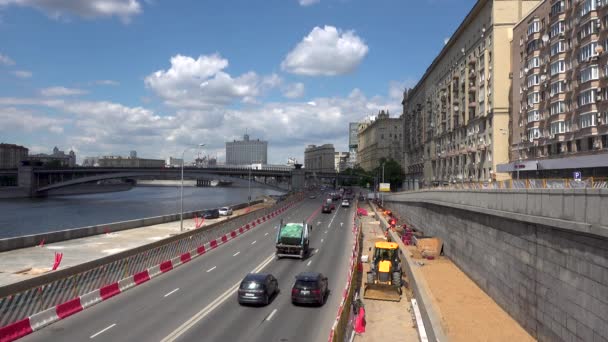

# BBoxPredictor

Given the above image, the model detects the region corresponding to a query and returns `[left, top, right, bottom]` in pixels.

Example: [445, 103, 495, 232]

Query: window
[580, 0, 597, 17]
[578, 88, 596, 106]
[550, 101, 566, 115]
[528, 20, 541, 36]
[528, 127, 541, 141]
[604, 112, 608, 125]
[528, 92, 540, 105]
[551, 0, 565, 16]
[550, 20, 566, 38]
[550, 40, 567, 56]
[527, 39, 541, 54]
[528, 110, 541, 122]
[527, 74, 540, 87]
[579, 41, 598, 62]
[579, 19, 600, 40]
[526, 57, 540, 70]
[550, 81, 566, 97]
[550, 60, 566, 76]
[579, 112, 597, 128]
[580, 65, 599, 83]
[550, 121, 568, 134]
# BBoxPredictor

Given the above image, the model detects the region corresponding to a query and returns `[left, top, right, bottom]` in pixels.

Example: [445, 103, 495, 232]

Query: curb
[0, 196, 303, 342]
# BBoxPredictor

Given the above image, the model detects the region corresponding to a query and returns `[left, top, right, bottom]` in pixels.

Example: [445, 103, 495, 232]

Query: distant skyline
[0, 0, 476, 164]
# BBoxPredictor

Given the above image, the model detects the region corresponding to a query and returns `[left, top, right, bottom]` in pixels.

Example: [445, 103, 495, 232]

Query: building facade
[0, 143, 28, 168]
[97, 156, 165, 168]
[225, 134, 268, 165]
[29, 146, 76, 167]
[500, 0, 608, 178]
[402, 0, 540, 190]
[348, 122, 359, 168]
[166, 157, 184, 167]
[334, 151, 350, 173]
[304, 144, 335, 173]
[357, 110, 403, 172]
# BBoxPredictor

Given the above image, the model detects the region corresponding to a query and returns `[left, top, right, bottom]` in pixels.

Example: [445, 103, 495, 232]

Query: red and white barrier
[0, 199, 303, 342]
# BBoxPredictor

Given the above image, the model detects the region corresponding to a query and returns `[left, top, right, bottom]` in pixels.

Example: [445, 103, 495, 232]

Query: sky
[0, 0, 476, 164]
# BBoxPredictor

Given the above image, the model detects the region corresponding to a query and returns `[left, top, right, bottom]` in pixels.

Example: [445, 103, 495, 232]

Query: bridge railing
[0, 193, 304, 329]
[416, 177, 608, 190]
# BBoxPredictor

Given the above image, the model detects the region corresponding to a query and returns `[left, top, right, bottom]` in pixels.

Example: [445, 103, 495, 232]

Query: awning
[497, 160, 538, 172]
[538, 153, 608, 170]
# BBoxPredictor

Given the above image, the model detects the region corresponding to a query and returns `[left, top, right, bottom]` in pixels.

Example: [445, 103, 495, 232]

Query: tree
[373, 158, 404, 191]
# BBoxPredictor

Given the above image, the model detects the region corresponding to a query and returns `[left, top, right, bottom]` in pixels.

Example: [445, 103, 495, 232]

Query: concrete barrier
[0, 199, 264, 252]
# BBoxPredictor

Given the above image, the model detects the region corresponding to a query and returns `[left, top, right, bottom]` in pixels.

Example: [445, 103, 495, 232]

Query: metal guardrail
[425, 177, 608, 190]
[0, 195, 302, 328]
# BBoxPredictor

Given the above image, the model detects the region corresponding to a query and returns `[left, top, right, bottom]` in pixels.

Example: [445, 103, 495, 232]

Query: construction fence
[429, 177, 608, 190]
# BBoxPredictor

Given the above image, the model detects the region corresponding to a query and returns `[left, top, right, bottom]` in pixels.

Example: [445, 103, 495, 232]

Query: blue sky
[0, 0, 475, 164]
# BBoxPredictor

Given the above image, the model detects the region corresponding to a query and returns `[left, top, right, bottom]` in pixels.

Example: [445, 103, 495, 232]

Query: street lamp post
[381, 162, 385, 206]
[180, 143, 205, 233]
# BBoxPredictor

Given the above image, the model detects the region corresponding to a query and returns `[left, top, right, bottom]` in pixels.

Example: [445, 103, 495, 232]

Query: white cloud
[281, 25, 368, 76]
[0, 0, 142, 22]
[0, 107, 67, 134]
[95, 79, 119, 86]
[13, 70, 32, 78]
[0, 53, 15, 66]
[299, 0, 320, 6]
[145, 54, 278, 108]
[40, 86, 88, 97]
[282, 82, 305, 99]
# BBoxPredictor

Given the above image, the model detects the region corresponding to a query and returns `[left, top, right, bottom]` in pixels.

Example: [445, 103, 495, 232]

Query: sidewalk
[0, 202, 270, 287]
[354, 203, 419, 342]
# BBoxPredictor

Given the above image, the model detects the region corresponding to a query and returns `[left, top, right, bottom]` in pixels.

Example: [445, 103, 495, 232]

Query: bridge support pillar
[290, 164, 305, 191]
[18, 165, 38, 197]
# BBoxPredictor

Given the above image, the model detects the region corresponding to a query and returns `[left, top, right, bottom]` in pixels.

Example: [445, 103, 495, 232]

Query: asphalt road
[21, 195, 355, 342]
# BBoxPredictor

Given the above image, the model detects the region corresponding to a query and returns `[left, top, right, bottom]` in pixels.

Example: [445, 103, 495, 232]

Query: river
[0, 186, 284, 238]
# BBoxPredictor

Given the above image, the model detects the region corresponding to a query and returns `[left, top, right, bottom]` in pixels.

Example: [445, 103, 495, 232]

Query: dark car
[202, 208, 220, 219]
[322, 203, 332, 213]
[238, 273, 279, 305]
[291, 272, 329, 306]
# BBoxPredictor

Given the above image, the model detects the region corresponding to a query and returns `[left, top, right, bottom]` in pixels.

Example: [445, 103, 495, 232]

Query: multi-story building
[357, 110, 403, 172]
[0, 143, 28, 168]
[348, 122, 359, 168]
[499, 0, 608, 178]
[334, 151, 350, 173]
[402, 0, 540, 190]
[225, 134, 268, 165]
[304, 144, 335, 173]
[166, 157, 184, 168]
[97, 156, 165, 168]
[29, 146, 76, 167]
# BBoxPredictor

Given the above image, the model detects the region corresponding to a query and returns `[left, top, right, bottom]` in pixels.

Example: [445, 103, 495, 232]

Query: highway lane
[21, 196, 353, 342]
[173, 201, 354, 342]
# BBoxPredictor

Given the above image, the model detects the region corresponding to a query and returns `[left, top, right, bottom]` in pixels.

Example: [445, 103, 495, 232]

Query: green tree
[373, 158, 404, 191]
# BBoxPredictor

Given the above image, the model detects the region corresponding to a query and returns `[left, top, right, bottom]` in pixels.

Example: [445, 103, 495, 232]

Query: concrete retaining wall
[383, 189, 608, 342]
[0, 200, 263, 252]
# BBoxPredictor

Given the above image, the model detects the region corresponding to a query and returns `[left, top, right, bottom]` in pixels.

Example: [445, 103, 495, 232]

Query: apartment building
[500, 0, 608, 178]
[402, 0, 540, 190]
[304, 144, 335, 173]
[0, 143, 28, 168]
[357, 110, 403, 172]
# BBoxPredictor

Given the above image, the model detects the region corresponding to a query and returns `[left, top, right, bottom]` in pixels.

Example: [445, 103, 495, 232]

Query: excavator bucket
[363, 283, 402, 302]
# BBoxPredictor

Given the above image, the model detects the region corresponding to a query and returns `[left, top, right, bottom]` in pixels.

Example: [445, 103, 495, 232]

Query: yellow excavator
[363, 241, 402, 301]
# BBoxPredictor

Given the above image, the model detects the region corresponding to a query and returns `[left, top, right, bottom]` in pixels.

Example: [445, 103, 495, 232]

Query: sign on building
[379, 183, 391, 192]
[573, 171, 582, 182]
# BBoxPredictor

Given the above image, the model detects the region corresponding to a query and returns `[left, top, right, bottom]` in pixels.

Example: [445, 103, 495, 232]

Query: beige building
[29, 146, 76, 167]
[97, 156, 165, 168]
[304, 144, 335, 173]
[0, 143, 28, 168]
[357, 110, 403, 172]
[402, 0, 540, 189]
[334, 151, 350, 173]
[500, 0, 608, 178]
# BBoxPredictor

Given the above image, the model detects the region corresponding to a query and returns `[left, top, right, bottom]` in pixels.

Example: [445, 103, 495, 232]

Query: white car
[341, 200, 350, 207]
[219, 207, 233, 216]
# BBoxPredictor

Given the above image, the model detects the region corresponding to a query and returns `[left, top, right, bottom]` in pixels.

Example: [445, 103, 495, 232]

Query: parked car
[219, 207, 233, 216]
[309, 194, 317, 199]
[291, 272, 329, 306]
[202, 208, 220, 219]
[341, 200, 350, 207]
[238, 273, 279, 305]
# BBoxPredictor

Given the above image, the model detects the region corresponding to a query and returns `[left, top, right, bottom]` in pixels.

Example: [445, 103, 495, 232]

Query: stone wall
[385, 192, 608, 342]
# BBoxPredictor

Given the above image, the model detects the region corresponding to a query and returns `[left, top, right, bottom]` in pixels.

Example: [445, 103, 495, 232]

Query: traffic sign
[573, 171, 582, 182]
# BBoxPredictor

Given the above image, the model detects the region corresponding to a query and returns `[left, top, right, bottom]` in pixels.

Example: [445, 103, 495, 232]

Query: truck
[275, 220, 310, 259]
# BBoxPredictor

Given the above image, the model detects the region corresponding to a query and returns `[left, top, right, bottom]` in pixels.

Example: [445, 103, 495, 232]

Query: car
[341, 200, 350, 207]
[291, 272, 329, 306]
[322, 203, 332, 213]
[309, 194, 316, 199]
[238, 273, 279, 305]
[218, 207, 233, 216]
[202, 208, 220, 219]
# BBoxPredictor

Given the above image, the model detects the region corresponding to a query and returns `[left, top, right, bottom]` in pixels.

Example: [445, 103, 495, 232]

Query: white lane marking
[307, 260, 312, 266]
[340, 222, 344, 227]
[265, 232, 269, 236]
[317, 221, 321, 225]
[90, 323, 116, 339]
[327, 207, 339, 228]
[164, 288, 180, 298]
[161, 254, 275, 342]
[206, 266, 216, 272]
[266, 309, 278, 321]
[324, 230, 328, 234]
[252, 240, 257, 245]
[321, 238, 324, 243]
[233, 252, 240, 257]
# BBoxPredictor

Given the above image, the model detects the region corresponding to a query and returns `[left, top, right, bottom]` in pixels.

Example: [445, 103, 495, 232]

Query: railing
[0, 194, 303, 329]
[423, 177, 608, 190]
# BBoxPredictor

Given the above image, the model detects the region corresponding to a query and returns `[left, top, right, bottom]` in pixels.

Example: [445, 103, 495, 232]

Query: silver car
[219, 207, 233, 216]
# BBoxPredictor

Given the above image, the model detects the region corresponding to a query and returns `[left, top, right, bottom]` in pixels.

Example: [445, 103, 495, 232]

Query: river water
[0, 186, 284, 238]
